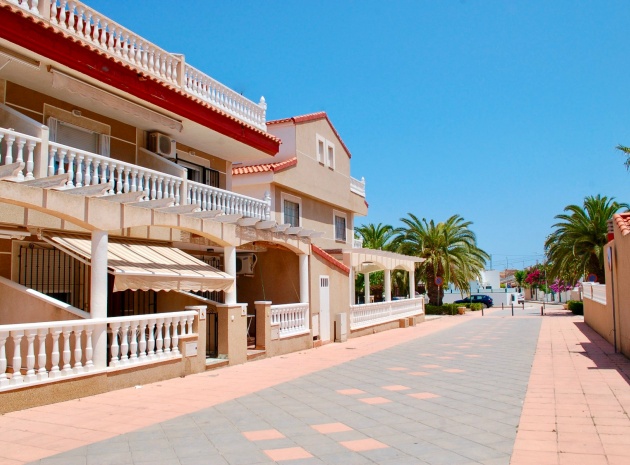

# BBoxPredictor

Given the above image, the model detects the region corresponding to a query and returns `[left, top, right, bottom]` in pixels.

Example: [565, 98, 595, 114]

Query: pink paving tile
[510, 449, 559, 465]
[311, 423, 353, 434]
[382, 385, 411, 391]
[421, 364, 441, 368]
[558, 452, 607, 465]
[339, 438, 389, 452]
[465, 354, 481, 357]
[443, 368, 465, 373]
[242, 429, 285, 441]
[336, 388, 366, 396]
[387, 367, 409, 371]
[408, 371, 430, 376]
[359, 396, 392, 405]
[263, 447, 313, 461]
[408, 392, 440, 400]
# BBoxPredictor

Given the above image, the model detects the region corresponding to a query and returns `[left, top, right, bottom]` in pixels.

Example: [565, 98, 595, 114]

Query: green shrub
[425, 304, 461, 315]
[567, 300, 583, 315]
[469, 303, 482, 311]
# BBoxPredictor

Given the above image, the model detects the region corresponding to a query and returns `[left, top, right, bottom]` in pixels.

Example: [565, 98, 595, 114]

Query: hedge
[567, 300, 583, 315]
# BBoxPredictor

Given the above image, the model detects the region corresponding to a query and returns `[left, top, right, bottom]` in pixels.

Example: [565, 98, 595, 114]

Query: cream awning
[343, 248, 424, 273]
[44, 234, 234, 293]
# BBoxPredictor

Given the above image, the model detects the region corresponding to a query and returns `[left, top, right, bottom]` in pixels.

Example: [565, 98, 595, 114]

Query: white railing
[107, 311, 195, 368]
[582, 283, 606, 305]
[183, 65, 267, 130]
[0, 127, 39, 181]
[0, 310, 196, 391]
[270, 303, 310, 338]
[7, 0, 267, 130]
[48, 141, 182, 202]
[350, 176, 366, 197]
[350, 298, 424, 330]
[353, 237, 364, 249]
[187, 180, 271, 220]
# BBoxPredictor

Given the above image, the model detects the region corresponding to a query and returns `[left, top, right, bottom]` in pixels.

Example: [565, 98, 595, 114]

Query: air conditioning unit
[148, 132, 176, 159]
[236, 253, 257, 275]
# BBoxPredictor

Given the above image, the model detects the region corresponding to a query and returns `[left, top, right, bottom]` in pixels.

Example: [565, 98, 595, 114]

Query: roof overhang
[43, 234, 235, 293]
[339, 248, 424, 273]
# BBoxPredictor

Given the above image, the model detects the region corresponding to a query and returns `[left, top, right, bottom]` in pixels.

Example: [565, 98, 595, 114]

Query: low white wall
[442, 290, 520, 306]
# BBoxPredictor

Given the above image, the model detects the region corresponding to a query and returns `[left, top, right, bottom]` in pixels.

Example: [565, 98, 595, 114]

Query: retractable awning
[44, 234, 234, 293]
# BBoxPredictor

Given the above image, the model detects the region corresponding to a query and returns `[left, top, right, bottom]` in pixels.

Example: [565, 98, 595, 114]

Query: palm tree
[398, 214, 490, 305]
[354, 223, 402, 251]
[513, 270, 526, 292]
[616, 144, 630, 171]
[545, 195, 629, 284]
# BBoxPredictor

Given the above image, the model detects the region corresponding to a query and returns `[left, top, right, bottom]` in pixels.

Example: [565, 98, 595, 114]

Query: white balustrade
[7, 0, 40, 16]
[107, 311, 193, 367]
[48, 141, 182, 202]
[183, 65, 267, 130]
[187, 180, 271, 220]
[349, 298, 424, 330]
[0, 127, 39, 180]
[0, 310, 196, 391]
[353, 237, 364, 249]
[270, 303, 310, 338]
[582, 283, 606, 305]
[350, 176, 366, 197]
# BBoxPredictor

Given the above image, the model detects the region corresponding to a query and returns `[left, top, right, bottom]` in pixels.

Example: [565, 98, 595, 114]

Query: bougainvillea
[549, 279, 574, 294]
[525, 269, 542, 286]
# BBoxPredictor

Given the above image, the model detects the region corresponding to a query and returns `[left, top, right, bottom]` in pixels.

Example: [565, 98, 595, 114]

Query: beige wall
[237, 247, 301, 311]
[309, 251, 350, 342]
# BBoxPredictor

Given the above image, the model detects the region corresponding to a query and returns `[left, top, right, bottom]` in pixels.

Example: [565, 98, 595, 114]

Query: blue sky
[89, 0, 630, 270]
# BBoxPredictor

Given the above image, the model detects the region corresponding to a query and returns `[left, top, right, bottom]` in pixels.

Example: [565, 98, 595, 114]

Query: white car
[517, 293, 525, 304]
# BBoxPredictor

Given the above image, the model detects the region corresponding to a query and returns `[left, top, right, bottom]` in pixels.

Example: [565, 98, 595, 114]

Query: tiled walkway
[1, 305, 629, 465]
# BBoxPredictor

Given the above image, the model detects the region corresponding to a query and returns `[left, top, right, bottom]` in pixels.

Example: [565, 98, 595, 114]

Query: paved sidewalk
[1, 305, 629, 465]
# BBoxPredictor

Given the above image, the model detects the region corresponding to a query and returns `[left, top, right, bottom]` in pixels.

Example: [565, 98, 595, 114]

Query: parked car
[454, 294, 494, 308]
[517, 293, 525, 304]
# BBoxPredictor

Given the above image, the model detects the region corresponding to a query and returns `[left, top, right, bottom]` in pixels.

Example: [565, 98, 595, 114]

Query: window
[334, 212, 347, 242]
[177, 158, 220, 187]
[47, 117, 110, 156]
[316, 135, 325, 164]
[284, 200, 300, 227]
[326, 142, 335, 170]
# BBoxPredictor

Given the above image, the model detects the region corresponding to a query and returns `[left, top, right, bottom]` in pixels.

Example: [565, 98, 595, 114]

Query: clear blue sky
[89, 0, 630, 270]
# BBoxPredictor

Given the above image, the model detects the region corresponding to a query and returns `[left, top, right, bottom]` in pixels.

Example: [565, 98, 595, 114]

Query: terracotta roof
[614, 213, 630, 237]
[232, 157, 297, 175]
[267, 111, 352, 158]
[311, 244, 350, 275]
[1, 4, 280, 152]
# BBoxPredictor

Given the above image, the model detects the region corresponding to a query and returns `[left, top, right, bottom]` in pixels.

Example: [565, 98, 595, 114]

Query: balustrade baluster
[163, 318, 171, 354]
[147, 319, 156, 359]
[126, 321, 138, 362]
[76, 6, 84, 36]
[137, 322, 147, 360]
[171, 57, 178, 84]
[12, 137, 25, 180]
[9, 330, 23, 385]
[109, 323, 120, 367]
[61, 328, 72, 375]
[165, 57, 173, 82]
[66, 151, 76, 187]
[72, 327, 83, 373]
[171, 319, 180, 356]
[119, 322, 129, 364]
[75, 153, 85, 187]
[50, 0, 59, 24]
[156, 176, 163, 199]
[186, 314, 195, 336]
[100, 161, 109, 190]
[116, 164, 123, 194]
[68, 1, 77, 31]
[130, 169, 138, 192]
[24, 330, 36, 383]
[143, 173, 150, 198]
[5, 134, 15, 165]
[36, 329, 47, 380]
[122, 167, 131, 193]
[49, 329, 62, 378]
[155, 319, 164, 358]
[84, 327, 94, 370]
[150, 174, 158, 199]
[148, 48, 155, 73]
[0, 331, 9, 387]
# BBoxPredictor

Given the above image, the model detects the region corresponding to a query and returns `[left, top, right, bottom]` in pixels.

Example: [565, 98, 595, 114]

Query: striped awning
[44, 234, 234, 293]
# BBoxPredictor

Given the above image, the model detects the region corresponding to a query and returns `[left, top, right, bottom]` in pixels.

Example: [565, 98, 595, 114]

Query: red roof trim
[311, 244, 350, 275]
[0, 6, 279, 156]
[614, 213, 630, 237]
[232, 157, 297, 175]
[267, 111, 352, 159]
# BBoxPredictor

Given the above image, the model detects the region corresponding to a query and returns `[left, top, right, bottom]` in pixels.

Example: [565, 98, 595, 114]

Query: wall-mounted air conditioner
[148, 131, 176, 159]
[236, 253, 257, 275]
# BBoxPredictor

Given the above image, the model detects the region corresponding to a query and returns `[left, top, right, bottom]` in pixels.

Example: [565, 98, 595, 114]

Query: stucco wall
[584, 298, 614, 346]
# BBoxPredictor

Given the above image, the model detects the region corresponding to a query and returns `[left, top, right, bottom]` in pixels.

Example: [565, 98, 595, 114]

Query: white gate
[319, 275, 331, 342]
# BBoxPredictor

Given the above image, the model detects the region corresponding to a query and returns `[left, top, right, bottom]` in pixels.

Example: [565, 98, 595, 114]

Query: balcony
[350, 176, 366, 197]
[0, 125, 272, 220]
[5, 0, 267, 131]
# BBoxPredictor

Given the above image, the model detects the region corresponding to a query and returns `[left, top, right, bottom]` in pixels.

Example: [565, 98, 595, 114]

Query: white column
[410, 267, 415, 298]
[91, 230, 108, 369]
[384, 269, 391, 302]
[224, 246, 237, 304]
[364, 272, 370, 304]
[299, 253, 309, 304]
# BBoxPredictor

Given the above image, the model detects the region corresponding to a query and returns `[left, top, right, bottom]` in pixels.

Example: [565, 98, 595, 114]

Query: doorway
[319, 275, 331, 342]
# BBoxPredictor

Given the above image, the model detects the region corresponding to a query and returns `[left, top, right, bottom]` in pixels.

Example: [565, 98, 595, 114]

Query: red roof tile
[311, 244, 350, 275]
[232, 157, 297, 175]
[614, 213, 630, 237]
[267, 112, 352, 158]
